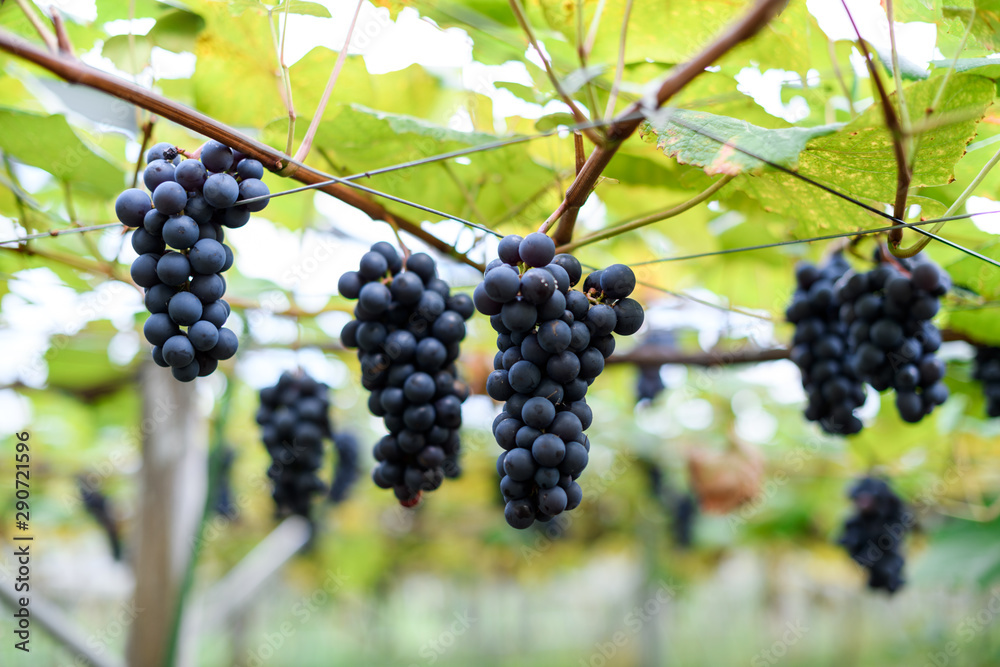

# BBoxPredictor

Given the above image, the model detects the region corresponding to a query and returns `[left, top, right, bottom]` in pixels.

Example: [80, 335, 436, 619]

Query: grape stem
[267, 3, 297, 156]
[557, 175, 734, 253]
[547, 0, 790, 247]
[892, 142, 1000, 258]
[12, 0, 58, 52]
[603, 0, 635, 121]
[292, 0, 365, 163]
[838, 1, 911, 246]
[507, 0, 606, 148]
[132, 118, 156, 188]
[0, 28, 485, 271]
[49, 6, 74, 55]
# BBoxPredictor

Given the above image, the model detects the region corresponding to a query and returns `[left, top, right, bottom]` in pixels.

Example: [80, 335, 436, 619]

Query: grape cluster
[838, 256, 950, 423]
[256, 371, 333, 517]
[328, 432, 360, 504]
[474, 232, 644, 529]
[838, 477, 907, 593]
[339, 245, 474, 506]
[973, 347, 1000, 418]
[786, 253, 866, 435]
[116, 140, 269, 380]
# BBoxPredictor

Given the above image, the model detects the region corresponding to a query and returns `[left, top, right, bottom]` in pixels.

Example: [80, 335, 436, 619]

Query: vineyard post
[127, 363, 207, 667]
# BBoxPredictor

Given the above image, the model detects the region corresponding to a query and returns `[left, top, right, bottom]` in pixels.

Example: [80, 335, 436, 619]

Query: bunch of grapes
[838, 476, 907, 593]
[339, 244, 474, 506]
[973, 346, 1000, 418]
[474, 232, 644, 529]
[838, 254, 950, 423]
[786, 253, 866, 435]
[256, 370, 333, 517]
[328, 432, 360, 504]
[116, 140, 269, 380]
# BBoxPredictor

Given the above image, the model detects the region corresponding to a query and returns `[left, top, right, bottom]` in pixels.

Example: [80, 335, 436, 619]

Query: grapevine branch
[267, 2, 296, 155]
[507, 0, 605, 147]
[293, 0, 365, 163]
[13, 0, 57, 52]
[0, 29, 485, 271]
[838, 1, 911, 245]
[607, 329, 974, 366]
[548, 0, 790, 246]
[558, 175, 734, 253]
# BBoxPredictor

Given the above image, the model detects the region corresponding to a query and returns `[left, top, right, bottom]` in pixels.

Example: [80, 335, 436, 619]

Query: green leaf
[947, 306, 1000, 345]
[494, 81, 542, 104]
[534, 112, 577, 132]
[932, 56, 1000, 77]
[640, 109, 843, 176]
[734, 73, 996, 236]
[944, 1, 1000, 51]
[102, 9, 205, 72]
[947, 242, 1000, 299]
[309, 105, 557, 228]
[146, 9, 207, 52]
[0, 108, 124, 197]
[102, 35, 154, 74]
[273, 1, 332, 18]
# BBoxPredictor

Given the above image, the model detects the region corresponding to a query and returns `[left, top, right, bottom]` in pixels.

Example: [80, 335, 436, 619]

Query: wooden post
[126, 364, 207, 667]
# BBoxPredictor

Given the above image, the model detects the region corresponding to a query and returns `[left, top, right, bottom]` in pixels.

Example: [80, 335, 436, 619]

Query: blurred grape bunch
[76, 476, 122, 561]
[839, 477, 907, 593]
[328, 432, 361, 504]
[646, 459, 698, 548]
[211, 445, 238, 518]
[635, 330, 676, 404]
[256, 370, 334, 518]
[973, 347, 1000, 418]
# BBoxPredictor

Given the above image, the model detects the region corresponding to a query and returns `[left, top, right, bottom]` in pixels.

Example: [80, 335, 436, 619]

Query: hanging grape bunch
[838, 477, 907, 593]
[256, 370, 333, 518]
[474, 232, 645, 529]
[838, 251, 950, 423]
[786, 252, 866, 435]
[116, 140, 270, 381]
[338, 244, 474, 507]
[972, 347, 1000, 418]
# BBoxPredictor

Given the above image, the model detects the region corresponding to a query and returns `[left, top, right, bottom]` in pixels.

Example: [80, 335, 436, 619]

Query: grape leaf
[943, 1, 1000, 51]
[310, 105, 557, 228]
[734, 73, 996, 236]
[273, 1, 332, 18]
[0, 108, 124, 197]
[639, 109, 843, 176]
